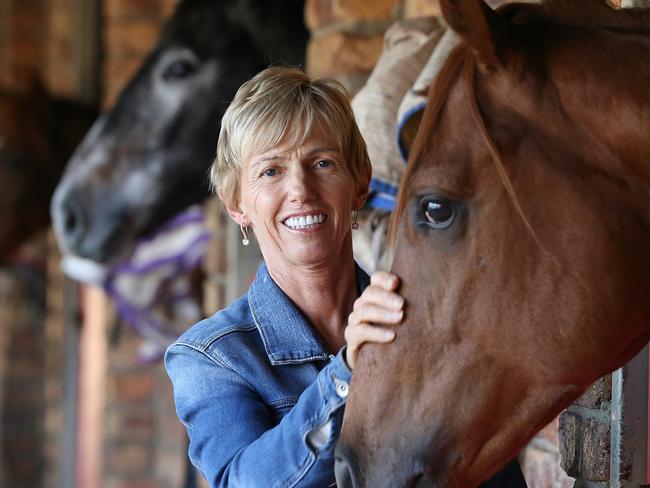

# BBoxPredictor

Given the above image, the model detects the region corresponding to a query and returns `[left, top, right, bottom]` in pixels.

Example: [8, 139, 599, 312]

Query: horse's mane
[387, 0, 650, 249]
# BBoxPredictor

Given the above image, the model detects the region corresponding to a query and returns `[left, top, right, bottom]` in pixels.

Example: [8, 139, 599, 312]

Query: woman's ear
[219, 191, 248, 227]
[353, 163, 373, 210]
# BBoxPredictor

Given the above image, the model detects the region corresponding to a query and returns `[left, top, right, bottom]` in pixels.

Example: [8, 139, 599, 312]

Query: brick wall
[560, 377, 612, 486]
[0, 2, 71, 487]
[306, 0, 441, 95]
[0, 240, 49, 488]
[0, 0, 48, 88]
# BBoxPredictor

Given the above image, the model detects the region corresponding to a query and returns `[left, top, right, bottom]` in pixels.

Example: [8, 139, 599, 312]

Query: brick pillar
[560, 376, 612, 486]
[203, 198, 229, 315]
[0, 238, 49, 488]
[3, 0, 48, 86]
[103, 323, 187, 488]
[44, 231, 69, 488]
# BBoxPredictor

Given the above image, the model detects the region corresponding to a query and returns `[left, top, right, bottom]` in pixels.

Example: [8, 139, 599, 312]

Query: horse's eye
[162, 59, 197, 80]
[420, 198, 455, 228]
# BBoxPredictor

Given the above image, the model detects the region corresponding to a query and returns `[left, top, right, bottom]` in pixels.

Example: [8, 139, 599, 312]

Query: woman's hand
[344, 271, 404, 370]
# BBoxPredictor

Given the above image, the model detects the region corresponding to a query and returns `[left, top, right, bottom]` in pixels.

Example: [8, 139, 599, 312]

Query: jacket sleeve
[164, 344, 351, 488]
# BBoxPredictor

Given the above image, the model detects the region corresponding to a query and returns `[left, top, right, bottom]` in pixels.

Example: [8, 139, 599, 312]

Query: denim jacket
[165, 263, 368, 487]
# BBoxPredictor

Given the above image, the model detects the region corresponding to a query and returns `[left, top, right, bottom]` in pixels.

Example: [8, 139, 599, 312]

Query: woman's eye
[316, 159, 332, 168]
[263, 168, 278, 177]
[419, 198, 455, 228]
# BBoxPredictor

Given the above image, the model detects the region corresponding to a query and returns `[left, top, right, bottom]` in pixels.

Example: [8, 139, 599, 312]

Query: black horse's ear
[440, 0, 507, 69]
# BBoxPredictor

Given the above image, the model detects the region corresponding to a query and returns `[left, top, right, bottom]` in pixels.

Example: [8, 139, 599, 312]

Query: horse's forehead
[409, 84, 495, 193]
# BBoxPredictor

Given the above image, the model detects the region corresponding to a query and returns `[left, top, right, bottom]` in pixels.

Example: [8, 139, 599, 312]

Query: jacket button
[334, 377, 349, 398]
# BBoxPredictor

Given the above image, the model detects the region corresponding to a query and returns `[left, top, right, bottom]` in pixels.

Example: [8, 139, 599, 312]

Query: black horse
[51, 0, 308, 264]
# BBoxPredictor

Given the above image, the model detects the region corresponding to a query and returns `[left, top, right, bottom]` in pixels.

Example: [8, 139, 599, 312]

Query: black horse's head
[51, 0, 307, 264]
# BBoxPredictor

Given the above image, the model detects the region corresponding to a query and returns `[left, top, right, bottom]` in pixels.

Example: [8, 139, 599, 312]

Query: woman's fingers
[345, 323, 395, 370]
[370, 271, 400, 291]
[345, 271, 404, 370]
[352, 286, 403, 312]
[345, 323, 395, 345]
[348, 303, 403, 326]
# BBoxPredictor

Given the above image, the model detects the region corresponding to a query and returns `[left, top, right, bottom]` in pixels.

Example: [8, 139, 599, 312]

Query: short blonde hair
[211, 66, 371, 208]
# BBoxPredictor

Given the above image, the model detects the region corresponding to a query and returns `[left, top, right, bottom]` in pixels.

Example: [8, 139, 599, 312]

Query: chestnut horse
[0, 83, 96, 265]
[51, 0, 307, 264]
[336, 0, 650, 486]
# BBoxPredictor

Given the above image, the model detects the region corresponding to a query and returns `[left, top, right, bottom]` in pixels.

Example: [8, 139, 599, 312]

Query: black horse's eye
[162, 59, 197, 81]
[420, 198, 455, 228]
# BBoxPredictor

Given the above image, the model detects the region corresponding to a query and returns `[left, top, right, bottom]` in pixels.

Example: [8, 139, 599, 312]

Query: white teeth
[284, 214, 325, 229]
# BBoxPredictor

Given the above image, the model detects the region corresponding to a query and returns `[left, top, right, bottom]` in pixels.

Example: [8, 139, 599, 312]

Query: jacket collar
[248, 262, 370, 366]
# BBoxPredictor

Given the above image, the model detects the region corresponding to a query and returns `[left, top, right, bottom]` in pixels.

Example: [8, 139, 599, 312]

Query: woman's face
[234, 124, 367, 269]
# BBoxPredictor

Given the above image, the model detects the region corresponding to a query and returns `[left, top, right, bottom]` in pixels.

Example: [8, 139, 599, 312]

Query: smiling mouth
[282, 213, 327, 230]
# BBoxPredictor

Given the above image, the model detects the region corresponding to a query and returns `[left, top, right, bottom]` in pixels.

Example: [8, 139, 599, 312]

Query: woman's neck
[266, 250, 359, 353]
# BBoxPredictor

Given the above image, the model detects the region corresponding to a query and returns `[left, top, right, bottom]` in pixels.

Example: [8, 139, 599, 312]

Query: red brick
[109, 370, 154, 403]
[103, 20, 161, 58]
[307, 32, 384, 79]
[106, 442, 151, 476]
[106, 408, 155, 441]
[8, 41, 41, 65]
[403, 0, 442, 18]
[582, 417, 610, 481]
[106, 480, 162, 488]
[205, 238, 227, 275]
[161, 0, 178, 19]
[306, 0, 398, 29]
[105, 0, 164, 21]
[108, 323, 151, 368]
[575, 375, 611, 409]
[559, 412, 578, 476]
[10, 10, 46, 40]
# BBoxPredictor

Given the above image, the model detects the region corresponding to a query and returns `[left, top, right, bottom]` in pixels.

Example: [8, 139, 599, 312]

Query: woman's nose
[287, 169, 316, 202]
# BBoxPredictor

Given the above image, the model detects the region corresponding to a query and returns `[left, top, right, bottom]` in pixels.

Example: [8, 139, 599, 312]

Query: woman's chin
[277, 245, 345, 268]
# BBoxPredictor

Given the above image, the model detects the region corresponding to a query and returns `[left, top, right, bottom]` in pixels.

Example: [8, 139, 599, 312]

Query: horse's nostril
[57, 192, 85, 245]
[64, 207, 77, 233]
[334, 457, 356, 488]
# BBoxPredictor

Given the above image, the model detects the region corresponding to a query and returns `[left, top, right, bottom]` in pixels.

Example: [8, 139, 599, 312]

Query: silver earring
[352, 210, 359, 230]
[240, 224, 250, 246]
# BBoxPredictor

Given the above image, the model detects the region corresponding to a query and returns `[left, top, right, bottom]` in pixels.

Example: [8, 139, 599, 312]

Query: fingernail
[385, 330, 395, 340]
[391, 310, 403, 319]
[392, 297, 404, 308]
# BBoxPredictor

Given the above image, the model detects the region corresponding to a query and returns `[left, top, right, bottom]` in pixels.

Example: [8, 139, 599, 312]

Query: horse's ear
[440, 0, 507, 69]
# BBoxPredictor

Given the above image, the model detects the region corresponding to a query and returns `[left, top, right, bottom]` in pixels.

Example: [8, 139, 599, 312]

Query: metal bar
[611, 345, 648, 487]
[611, 367, 623, 488]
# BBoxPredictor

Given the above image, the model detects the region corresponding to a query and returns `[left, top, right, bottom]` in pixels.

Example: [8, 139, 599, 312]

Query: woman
[165, 67, 402, 487]
[165, 67, 527, 487]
